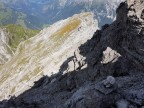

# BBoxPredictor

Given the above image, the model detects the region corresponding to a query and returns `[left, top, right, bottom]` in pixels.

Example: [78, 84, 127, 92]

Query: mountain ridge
[0, 12, 98, 100]
[0, 0, 124, 29]
[0, 0, 144, 107]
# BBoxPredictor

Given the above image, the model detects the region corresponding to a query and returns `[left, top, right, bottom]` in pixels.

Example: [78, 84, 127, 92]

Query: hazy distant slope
[0, 2, 27, 27]
[0, 1, 43, 29]
[0, 0, 124, 28]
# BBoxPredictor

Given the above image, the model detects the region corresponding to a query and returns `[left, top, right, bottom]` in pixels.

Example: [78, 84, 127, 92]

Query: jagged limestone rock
[62, 49, 87, 74]
[101, 47, 121, 64]
[127, 0, 144, 22]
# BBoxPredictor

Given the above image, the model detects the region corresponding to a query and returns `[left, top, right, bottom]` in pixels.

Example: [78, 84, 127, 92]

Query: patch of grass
[18, 43, 24, 53]
[2, 24, 40, 52]
[0, 72, 10, 85]
[51, 18, 81, 42]
[48, 18, 81, 52]
[35, 18, 81, 58]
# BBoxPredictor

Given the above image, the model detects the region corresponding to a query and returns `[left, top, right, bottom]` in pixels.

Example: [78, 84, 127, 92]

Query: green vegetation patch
[50, 18, 81, 47]
[2, 24, 40, 52]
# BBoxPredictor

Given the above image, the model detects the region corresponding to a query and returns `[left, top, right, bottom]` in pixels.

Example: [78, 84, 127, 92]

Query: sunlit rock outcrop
[0, 28, 11, 65]
[0, 12, 97, 100]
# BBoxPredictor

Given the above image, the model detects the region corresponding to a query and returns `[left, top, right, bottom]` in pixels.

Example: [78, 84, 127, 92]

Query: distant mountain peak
[0, 0, 124, 29]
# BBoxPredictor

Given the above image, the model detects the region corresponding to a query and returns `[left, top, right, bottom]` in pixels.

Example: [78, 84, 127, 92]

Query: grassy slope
[2, 24, 40, 52]
[0, 13, 95, 98]
[1, 17, 81, 85]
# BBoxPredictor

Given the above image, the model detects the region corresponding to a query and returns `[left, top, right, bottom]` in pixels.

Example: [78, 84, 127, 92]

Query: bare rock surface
[0, 28, 12, 65]
[0, 0, 144, 108]
[0, 12, 98, 100]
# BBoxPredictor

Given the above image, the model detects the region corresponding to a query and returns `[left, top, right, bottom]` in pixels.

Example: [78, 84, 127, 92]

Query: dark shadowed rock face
[0, 0, 144, 108]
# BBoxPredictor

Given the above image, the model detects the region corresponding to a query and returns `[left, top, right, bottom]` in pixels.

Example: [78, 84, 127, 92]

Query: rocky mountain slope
[0, 0, 144, 108]
[0, 28, 11, 65]
[0, 12, 97, 101]
[0, 0, 124, 29]
[0, 25, 39, 65]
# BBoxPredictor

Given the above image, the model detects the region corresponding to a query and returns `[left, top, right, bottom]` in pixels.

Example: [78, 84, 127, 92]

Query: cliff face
[0, 0, 144, 108]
